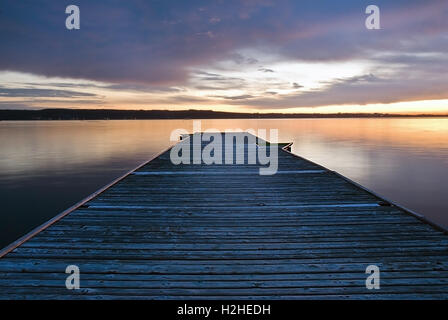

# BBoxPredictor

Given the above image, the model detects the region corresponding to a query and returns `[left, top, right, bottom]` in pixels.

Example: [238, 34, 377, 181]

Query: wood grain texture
[0, 132, 447, 300]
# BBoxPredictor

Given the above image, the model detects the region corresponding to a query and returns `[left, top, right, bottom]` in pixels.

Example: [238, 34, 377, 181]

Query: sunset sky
[1, 0, 447, 114]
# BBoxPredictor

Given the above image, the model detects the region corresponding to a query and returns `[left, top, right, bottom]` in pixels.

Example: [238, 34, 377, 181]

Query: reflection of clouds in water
[2, 118, 447, 176]
[0, 118, 447, 229]
[0, 120, 189, 177]
[295, 138, 374, 180]
[282, 122, 448, 228]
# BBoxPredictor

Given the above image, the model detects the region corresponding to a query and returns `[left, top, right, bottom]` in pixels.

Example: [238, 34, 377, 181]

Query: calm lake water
[1, 118, 447, 248]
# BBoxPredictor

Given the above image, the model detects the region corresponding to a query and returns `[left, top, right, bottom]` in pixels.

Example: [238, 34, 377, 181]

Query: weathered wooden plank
[27, 234, 447, 245]
[0, 132, 447, 300]
[132, 170, 328, 175]
[1, 285, 448, 297]
[38, 223, 434, 232]
[7, 250, 448, 262]
[36, 226, 438, 238]
[59, 216, 418, 224]
[2, 293, 446, 300]
[2, 270, 448, 281]
[15, 239, 448, 250]
[1, 258, 447, 273]
[3, 277, 448, 290]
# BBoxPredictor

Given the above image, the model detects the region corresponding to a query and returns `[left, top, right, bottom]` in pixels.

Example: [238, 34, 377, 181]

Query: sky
[0, 0, 447, 114]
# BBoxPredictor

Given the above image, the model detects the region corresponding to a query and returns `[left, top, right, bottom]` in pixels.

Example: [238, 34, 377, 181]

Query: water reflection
[1, 118, 447, 248]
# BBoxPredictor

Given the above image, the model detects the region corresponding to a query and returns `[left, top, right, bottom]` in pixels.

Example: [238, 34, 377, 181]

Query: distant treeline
[0, 109, 446, 120]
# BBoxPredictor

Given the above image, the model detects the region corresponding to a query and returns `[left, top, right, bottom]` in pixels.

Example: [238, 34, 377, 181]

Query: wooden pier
[1, 132, 448, 299]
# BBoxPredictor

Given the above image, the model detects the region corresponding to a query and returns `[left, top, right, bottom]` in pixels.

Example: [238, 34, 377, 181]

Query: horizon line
[1, 108, 448, 120]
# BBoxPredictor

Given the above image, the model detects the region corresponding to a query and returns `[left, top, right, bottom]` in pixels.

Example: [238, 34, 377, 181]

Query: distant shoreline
[1, 108, 447, 121]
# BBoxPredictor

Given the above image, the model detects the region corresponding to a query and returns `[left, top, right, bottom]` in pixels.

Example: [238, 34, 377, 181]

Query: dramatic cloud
[238, 71, 448, 109]
[0, 0, 447, 112]
[213, 94, 254, 101]
[0, 87, 97, 98]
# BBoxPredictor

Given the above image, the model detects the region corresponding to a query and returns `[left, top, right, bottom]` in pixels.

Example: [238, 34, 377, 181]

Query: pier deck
[1, 133, 447, 299]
